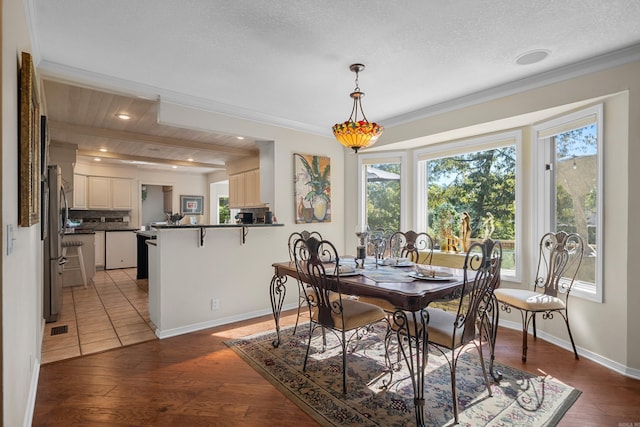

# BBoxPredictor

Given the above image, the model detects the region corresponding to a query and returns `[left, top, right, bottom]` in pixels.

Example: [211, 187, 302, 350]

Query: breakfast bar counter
[146, 223, 289, 339]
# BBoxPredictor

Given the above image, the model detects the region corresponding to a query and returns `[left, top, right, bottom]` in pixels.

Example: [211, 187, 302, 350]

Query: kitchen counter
[152, 223, 284, 229]
[146, 220, 289, 338]
[75, 225, 138, 232]
[65, 229, 95, 235]
[135, 230, 158, 238]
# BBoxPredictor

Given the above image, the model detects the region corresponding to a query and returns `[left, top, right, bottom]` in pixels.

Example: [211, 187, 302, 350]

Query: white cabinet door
[73, 174, 87, 209]
[105, 231, 137, 269]
[111, 178, 132, 209]
[88, 177, 111, 209]
[95, 231, 105, 269]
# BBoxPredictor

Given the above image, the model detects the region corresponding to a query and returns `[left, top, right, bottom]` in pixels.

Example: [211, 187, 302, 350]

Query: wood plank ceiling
[43, 80, 258, 174]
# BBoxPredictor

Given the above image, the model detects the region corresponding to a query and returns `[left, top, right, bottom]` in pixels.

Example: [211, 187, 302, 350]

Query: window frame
[532, 104, 604, 303]
[357, 152, 408, 231]
[413, 130, 523, 282]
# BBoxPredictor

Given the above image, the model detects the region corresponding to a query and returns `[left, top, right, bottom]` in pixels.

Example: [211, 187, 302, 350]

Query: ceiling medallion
[332, 64, 384, 153]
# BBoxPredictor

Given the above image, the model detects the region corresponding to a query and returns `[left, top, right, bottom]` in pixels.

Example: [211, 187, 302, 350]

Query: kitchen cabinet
[95, 231, 105, 269]
[229, 169, 263, 208]
[106, 231, 137, 269]
[73, 174, 87, 209]
[88, 176, 111, 209]
[111, 178, 133, 209]
[87, 176, 133, 209]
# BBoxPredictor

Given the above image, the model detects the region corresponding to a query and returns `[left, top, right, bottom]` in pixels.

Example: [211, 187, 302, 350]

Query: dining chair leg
[450, 359, 459, 424]
[561, 313, 580, 360]
[532, 313, 537, 339]
[302, 325, 314, 372]
[292, 300, 302, 335]
[522, 311, 533, 362]
[341, 330, 348, 395]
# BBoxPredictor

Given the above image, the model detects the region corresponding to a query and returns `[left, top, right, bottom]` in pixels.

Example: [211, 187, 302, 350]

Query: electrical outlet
[211, 298, 220, 311]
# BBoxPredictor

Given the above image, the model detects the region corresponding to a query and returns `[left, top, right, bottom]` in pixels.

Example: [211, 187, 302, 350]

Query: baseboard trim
[155, 302, 299, 339]
[498, 319, 640, 380]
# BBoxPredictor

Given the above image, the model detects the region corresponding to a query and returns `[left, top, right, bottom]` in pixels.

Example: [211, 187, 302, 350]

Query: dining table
[268, 257, 501, 427]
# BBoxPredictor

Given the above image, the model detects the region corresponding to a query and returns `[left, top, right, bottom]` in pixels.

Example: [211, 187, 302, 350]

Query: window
[358, 153, 406, 232]
[218, 196, 231, 224]
[415, 131, 522, 280]
[534, 104, 603, 302]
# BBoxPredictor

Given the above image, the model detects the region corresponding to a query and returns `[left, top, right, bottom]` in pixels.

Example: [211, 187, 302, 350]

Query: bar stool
[61, 240, 87, 288]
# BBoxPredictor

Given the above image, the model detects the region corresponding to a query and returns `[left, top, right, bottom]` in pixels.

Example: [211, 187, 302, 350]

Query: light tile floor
[41, 268, 157, 364]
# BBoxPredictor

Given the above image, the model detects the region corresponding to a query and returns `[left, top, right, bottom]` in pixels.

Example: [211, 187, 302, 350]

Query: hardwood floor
[34, 310, 640, 426]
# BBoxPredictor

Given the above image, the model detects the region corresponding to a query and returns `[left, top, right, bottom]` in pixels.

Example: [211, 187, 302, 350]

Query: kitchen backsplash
[68, 209, 132, 230]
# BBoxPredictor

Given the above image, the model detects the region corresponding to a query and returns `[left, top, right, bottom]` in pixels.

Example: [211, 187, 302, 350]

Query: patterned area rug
[226, 324, 581, 427]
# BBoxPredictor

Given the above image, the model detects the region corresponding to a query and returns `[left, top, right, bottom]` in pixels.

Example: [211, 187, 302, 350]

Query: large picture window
[534, 104, 603, 302]
[358, 153, 406, 232]
[415, 131, 522, 280]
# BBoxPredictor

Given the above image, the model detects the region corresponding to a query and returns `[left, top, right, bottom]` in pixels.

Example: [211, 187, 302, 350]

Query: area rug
[225, 324, 580, 427]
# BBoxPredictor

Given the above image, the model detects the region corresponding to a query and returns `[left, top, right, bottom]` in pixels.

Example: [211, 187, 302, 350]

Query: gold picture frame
[19, 52, 40, 227]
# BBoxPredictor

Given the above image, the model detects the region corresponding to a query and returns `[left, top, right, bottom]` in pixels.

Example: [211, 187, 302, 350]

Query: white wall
[2, 0, 44, 425]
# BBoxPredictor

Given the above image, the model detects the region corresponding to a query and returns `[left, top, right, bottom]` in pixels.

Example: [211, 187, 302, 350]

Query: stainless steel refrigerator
[43, 165, 68, 323]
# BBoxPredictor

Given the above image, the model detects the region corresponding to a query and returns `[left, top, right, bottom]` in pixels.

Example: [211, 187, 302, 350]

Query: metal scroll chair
[389, 230, 435, 264]
[423, 238, 503, 424]
[494, 231, 584, 362]
[287, 230, 322, 335]
[292, 235, 389, 395]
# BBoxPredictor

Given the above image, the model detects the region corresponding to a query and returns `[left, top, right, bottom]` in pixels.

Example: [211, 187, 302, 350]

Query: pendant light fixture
[332, 63, 383, 153]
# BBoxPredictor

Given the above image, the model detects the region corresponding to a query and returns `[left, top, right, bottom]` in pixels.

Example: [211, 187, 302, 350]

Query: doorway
[141, 184, 172, 228]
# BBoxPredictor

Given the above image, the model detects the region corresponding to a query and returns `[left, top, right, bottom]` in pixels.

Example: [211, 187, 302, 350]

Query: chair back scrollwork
[536, 231, 584, 297]
[456, 238, 503, 346]
[292, 236, 342, 328]
[389, 230, 435, 264]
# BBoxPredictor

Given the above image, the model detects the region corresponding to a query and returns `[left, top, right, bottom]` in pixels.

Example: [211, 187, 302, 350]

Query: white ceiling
[30, 1, 640, 171]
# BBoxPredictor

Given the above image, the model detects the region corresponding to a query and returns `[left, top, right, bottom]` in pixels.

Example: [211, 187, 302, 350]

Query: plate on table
[326, 265, 360, 277]
[376, 258, 415, 267]
[393, 260, 415, 267]
[409, 272, 453, 281]
[327, 270, 361, 277]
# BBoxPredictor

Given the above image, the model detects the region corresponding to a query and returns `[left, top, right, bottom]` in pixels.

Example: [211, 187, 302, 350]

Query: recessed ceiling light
[93, 158, 101, 162]
[236, 136, 245, 140]
[172, 165, 178, 169]
[515, 49, 550, 65]
[99, 148, 108, 152]
[187, 158, 194, 162]
[115, 113, 132, 120]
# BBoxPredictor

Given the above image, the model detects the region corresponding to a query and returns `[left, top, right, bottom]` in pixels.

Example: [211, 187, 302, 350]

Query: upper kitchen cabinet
[111, 178, 133, 209]
[228, 169, 263, 208]
[88, 176, 133, 210]
[227, 155, 266, 208]
[73, 174, 87, 209]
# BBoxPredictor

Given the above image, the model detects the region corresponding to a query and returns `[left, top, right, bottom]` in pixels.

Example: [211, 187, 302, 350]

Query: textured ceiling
[30, 1, 640, 165]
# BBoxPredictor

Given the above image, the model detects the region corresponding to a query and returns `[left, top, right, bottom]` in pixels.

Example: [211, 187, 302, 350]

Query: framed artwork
[294, 153, 331, 223]
[19, 51, 40, 227]
[40, 116, 49, 240]
[180, 195, 204, 215]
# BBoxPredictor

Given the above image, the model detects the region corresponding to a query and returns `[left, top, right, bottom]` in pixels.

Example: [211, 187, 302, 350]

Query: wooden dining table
[268, 259, 501, 426]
